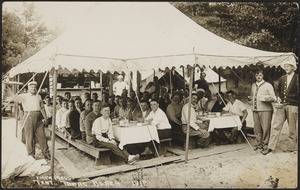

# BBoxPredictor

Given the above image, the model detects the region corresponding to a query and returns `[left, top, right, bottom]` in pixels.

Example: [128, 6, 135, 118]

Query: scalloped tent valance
[7, 2, 297, 78]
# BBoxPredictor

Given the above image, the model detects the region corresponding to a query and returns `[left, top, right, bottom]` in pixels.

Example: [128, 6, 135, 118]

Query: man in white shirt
[92, 104, 139, 164]
[181, 92, 211, 148]
[113, 75, 129, 96]
[145, 99, 172, 139]
[223, 90, 248, 143]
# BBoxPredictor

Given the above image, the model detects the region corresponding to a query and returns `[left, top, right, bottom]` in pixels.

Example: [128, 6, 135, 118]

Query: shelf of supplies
[57, 88, 103, 91]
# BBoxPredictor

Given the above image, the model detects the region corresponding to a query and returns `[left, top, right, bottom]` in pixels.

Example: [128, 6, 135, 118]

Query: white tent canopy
[7, 2, 296, 78]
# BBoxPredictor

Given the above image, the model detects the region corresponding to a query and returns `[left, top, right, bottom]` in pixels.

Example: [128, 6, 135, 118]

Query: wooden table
[112, 122, 160, 150]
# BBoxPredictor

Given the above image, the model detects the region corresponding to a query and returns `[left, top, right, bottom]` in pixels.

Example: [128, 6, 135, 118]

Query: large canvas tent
[7, 2, 296, 78]
[5, 2, 297, 177]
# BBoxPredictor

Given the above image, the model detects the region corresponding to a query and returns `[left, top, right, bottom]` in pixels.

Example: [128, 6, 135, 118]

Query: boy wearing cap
[113, 75, 128, 96]
[16, 81, 50, 159]
[263, 62, 298, 154]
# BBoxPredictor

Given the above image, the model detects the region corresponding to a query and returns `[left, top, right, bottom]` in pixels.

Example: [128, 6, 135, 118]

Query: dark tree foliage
[172, 2, 299, 53]
[2, 3, 57, 75]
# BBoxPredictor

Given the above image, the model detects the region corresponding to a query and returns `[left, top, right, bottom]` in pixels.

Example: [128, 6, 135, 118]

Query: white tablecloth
[200, 115, 242, 132]
[112, 124, 160, 149]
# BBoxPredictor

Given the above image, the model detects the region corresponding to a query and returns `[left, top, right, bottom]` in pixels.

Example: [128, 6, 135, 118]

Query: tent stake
[185, 66, 194, 163]
[50, 69, 58, 179]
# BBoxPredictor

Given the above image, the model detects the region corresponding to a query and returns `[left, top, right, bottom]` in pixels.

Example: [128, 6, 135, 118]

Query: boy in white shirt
[56, 99, 68, 132]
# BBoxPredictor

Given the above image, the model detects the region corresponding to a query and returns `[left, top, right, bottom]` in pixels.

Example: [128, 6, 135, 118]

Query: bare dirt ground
[1, 117, 297, 189]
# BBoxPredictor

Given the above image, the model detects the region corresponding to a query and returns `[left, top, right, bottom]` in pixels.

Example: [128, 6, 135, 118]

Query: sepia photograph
[1, 1, 298, 188]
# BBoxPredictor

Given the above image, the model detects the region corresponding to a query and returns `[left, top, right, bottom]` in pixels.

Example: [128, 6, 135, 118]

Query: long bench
[48, 126, 111, 166]
[155, 138, 172, 157]
[171, 130, 199, 150]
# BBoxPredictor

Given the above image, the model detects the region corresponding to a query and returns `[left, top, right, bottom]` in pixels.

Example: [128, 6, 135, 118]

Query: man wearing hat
[263, 62, 298, 155]
[113, 75, 129, 96]
[16, 81, 50, 159]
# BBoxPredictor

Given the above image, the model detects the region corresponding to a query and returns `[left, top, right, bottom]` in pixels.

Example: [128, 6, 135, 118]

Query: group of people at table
[16, 62, 298, 164]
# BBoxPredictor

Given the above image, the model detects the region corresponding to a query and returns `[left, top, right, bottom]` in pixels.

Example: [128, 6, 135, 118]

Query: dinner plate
[222, 113, 231, 116]
[207, 115, 216, 118]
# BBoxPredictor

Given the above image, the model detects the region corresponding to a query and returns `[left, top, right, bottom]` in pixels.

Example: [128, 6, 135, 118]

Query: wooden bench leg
[95, 151, 111, 166]
[158, 143, 167, 156]
[183, 137, 196, 150]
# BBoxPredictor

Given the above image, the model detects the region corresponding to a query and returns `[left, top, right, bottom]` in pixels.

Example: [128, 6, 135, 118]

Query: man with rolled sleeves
[262, 62, 298, 155]
[16, 81, 50, 159]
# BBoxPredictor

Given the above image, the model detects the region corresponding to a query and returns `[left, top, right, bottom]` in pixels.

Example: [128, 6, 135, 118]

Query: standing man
[263, 62, 298, 154]
[92, 93, 99, 102]
[249, 69, 276, 151]
[64, 92, 71, 101]
[145, 76, 161, 96]
[16, 81, 50, 159]
[193, 71, 209, 91]
[113, 75, 129, 96]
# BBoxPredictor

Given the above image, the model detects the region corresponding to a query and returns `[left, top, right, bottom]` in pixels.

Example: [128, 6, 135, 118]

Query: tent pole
[136, 71, 141, 99]
[185, 66, 194, 163]
[15, 101, 19, 138]
[218, 67, 221, 92]
[129, 71, 133, 95]
[169, 69, 172, 95]
[99, 71, 102, 99]
[15, 74, 20, 138]
[109, 72, 113, 96]
[181, 66, 185, 89]
[50, 68, 58, 180]
[89, 71, 92, 96]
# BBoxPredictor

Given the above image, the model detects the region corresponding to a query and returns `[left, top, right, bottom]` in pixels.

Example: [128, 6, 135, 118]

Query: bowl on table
[207, 114, 216, 118]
